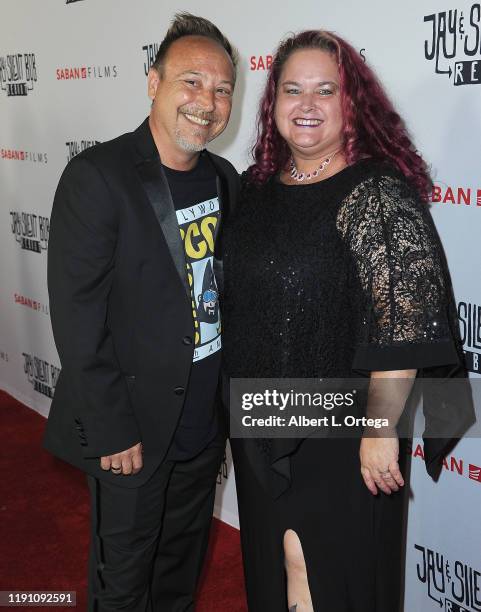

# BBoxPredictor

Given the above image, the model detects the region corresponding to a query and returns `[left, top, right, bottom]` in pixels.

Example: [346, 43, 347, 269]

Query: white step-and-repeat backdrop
[1, 2, 479, 610]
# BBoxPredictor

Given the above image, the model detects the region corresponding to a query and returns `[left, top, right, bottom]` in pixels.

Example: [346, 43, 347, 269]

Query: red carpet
[0, 390, 247, 611]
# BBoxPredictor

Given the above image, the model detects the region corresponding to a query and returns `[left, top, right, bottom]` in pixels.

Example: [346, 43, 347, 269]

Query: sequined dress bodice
[222, 159, 461, 381]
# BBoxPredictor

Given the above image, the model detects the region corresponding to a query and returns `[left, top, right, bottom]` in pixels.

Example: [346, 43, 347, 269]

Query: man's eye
[185, 80, 198, 86]
[217, 88, 232, 96]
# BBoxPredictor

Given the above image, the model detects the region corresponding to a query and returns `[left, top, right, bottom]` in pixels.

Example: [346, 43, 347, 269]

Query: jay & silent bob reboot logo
[415, 543, 481, 611]
[424, 4, 481, 85]
[23, 353, 60, 399]
[142, 43, 159, 76]
[10, 211, 49, 254]
[459, 300, 481, 373]
[66, 139, 101, 161]
[0, 53, 37, 97]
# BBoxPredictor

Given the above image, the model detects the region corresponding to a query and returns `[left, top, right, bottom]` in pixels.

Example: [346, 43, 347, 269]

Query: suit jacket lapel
[135, 148, 191, 301]
[133, 119, 235, 301]
[207, 153, 237, 294]
[207, 153, 232, 257]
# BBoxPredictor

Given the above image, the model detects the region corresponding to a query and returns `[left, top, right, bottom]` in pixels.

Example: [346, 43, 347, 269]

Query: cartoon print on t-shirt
[177, 197, 221, 362]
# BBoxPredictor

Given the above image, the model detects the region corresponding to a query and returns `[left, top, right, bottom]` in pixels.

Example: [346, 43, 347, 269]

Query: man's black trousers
[86, 442, 224, 611]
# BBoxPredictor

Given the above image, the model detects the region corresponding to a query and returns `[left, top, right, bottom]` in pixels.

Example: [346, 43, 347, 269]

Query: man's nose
[197, 87, 215, 112]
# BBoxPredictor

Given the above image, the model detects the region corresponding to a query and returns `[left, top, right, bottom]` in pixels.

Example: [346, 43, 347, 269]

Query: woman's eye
[318, 88, 333, 96]
[286, 88, 300, 95]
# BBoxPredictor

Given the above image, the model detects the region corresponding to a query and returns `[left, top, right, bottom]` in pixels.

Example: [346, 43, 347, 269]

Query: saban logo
[410, 443, 481, 484]
[10, 211, 49, 254]
[66, 0, 85, 3]
[414, 544, 481, 611]
[22, 352, 60, 399]
[469, 463, 481, 482]
[250, 55, 273, 71]
[0, 52, 37, 97]
[250, 49, 366, 71]
[410, 443, 465, 475]
[458, 301, 481, 373]
[424, 5, 481, 86]
[66, 139, 100, 161]
[431, 182, 481, 207]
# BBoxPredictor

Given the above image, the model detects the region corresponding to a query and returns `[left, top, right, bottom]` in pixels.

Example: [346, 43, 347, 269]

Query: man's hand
[360, 436, 404, 495]
[100, 442, 143, 475]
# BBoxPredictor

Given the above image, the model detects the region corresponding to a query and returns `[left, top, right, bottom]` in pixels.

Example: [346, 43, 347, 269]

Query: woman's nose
[299, 92, 315, 112]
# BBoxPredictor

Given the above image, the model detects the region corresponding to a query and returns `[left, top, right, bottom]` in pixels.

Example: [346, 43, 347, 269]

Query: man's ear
[147, 68, 161, 101]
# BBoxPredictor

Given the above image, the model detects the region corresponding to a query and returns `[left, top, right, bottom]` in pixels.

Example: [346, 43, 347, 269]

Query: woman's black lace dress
[222, 159, 471, 611]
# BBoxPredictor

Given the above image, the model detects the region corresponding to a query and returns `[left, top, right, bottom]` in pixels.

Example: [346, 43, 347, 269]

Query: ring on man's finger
[111, 466, 122, 473]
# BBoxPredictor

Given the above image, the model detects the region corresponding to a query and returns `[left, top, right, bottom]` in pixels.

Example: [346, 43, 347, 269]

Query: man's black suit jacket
[44, 118, 239, 488]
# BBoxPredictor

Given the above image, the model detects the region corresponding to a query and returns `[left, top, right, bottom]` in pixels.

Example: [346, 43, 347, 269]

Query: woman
[222, 30, 471, 611]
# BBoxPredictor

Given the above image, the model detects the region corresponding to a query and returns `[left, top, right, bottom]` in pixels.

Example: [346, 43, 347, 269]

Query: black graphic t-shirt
[163, 153, 222, 461]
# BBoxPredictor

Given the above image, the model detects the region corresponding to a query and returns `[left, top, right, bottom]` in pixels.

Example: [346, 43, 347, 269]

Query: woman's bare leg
[283, 529, 314, 612]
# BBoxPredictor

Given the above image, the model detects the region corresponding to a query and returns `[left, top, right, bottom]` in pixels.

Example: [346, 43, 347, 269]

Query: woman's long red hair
[249, 30, 431, 201]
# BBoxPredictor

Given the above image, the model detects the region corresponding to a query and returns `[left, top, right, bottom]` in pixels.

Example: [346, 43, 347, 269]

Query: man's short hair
[152, 12, 238, 79]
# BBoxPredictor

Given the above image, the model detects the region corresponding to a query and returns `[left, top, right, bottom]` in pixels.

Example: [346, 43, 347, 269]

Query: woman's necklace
[289, 150, 340, 182]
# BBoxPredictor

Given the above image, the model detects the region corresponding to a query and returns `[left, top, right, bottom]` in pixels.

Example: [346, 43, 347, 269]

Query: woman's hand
[359, 435, 404, 495]
[359, 369, 415, 495]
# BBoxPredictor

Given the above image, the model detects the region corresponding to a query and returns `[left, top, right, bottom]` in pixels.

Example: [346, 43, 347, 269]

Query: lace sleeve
[337, 173, 460, 372]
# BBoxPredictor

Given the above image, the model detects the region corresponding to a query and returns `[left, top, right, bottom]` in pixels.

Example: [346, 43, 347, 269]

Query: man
[44, 13, 239, 611]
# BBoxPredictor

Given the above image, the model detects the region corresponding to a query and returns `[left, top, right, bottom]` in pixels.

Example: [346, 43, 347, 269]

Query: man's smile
[182, 113, 211, 127]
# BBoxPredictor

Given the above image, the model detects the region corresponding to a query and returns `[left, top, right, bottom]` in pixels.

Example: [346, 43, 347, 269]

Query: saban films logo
[56, 65, 118, 80]
[66, 139, 100, 161]
[415, 544, 481, 611]
[23, 353, 60, 399]
[10, 211, 49, 254]
[424, 5, 481, 86]
[14, 293, 49, 316]
[1, 148, 48, 163]
[66, 0, 85, 3]
[0, 53, 37, 97]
